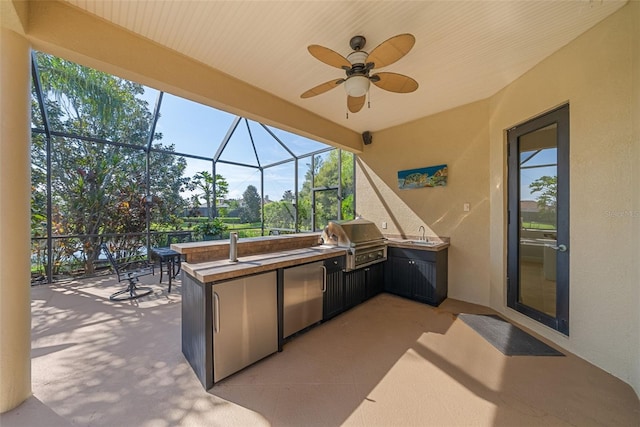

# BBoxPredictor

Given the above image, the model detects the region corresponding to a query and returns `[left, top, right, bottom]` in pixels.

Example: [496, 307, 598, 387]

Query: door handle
[321, 265, 327, 292]
[213, 291, 220, 333]
[547, 244, 568, 252]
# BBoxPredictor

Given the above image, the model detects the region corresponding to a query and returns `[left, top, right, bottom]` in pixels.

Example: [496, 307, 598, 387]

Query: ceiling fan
[301, 34, 419, 114]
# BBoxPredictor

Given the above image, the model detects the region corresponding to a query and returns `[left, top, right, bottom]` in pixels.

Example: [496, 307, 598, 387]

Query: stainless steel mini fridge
[283, 261, 325, 338]
[212, 271, 278, 382]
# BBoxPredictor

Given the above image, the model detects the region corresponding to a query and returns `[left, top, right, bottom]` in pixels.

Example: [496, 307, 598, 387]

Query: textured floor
[2, 275, 639, 426]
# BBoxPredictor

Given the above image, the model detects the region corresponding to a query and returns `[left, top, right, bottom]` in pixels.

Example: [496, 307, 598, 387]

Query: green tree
[282, 190, 294, 202]
[297, 150, 354, 230]
[188, 171, 229, 218]
[222, 198, 240, 219]
[31, 52, 186, 273]
[529, 175, 557, 211]
[30, 132, 48, 233]
[264, 201, 295, 229]
[529, 175, 557, 227]
[297, 157, 321, 230]
[149, 144, 188, 226]
[240, 185, 261, 223]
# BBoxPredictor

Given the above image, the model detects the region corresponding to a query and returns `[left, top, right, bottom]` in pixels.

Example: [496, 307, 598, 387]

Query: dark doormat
[458, 314, 564, 356]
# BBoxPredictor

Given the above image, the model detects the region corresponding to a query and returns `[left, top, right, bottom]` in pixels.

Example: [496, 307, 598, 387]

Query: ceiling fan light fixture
[347, 51, 368, 65]
[302, 33, 417, 111]
[344, 75, 370, 97]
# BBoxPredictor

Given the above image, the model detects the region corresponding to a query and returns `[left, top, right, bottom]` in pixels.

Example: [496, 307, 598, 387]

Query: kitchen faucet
[229, 232, 238, 262]
[418, 225, 426, 242]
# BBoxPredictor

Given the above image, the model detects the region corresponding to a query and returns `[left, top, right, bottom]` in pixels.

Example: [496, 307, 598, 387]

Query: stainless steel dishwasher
[212, 271, 278, 382]
[283, 261, 326, 338]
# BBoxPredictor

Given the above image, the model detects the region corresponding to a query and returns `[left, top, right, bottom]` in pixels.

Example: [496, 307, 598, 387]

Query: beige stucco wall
[632, 0, 640, 397]
[488, 3, 639, 396]
[358, 2, 639, 396]
[356, 100, 491, 305]
[0, 27, 33, 412]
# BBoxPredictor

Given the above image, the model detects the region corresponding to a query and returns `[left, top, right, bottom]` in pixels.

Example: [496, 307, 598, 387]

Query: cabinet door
[365, 263, 385, 299]
[384, 256, 412, 298]
[411, 259, 436, 304]
[323, 270, 344, 320]
[344, 269, 366, 309]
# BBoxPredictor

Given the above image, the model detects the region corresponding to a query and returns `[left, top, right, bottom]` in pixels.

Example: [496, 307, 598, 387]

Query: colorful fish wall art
[397, 164, 448, 189]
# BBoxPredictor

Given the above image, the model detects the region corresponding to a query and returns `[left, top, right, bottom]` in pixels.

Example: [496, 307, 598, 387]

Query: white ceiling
[64, 0, 626, 134]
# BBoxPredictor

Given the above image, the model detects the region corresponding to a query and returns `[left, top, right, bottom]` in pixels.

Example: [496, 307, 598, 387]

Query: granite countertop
[172, 232, 321, 253]
[180, 233, 450, 284]
[182, 246, 346, 283]
[171, 233, 322, 263]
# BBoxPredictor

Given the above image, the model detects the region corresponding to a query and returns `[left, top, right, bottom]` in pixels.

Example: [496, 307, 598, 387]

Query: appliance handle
[213, 291, 220, 333]
[321, 265, 327, 292]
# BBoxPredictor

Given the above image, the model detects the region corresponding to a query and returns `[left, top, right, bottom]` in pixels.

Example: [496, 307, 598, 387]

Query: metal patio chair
[101, 243, 155, 301]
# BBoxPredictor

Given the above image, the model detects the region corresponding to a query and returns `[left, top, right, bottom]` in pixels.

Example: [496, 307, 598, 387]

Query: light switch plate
[381, 221, 387, 229]
[463, 203, 470, 212]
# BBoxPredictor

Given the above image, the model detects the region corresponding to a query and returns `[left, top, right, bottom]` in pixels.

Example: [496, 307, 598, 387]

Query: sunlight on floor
[1, 277, 637, 426]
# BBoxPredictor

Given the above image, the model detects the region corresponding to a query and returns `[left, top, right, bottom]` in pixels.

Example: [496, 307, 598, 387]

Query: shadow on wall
[356, 157, 412, 234]
[357, 157, 443, 238]
[357, 156, 489, 239]
[356, 144, 488, 237]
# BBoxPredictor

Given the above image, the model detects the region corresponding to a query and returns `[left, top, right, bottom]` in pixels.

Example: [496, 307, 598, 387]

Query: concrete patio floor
[1, 274, 638, 426]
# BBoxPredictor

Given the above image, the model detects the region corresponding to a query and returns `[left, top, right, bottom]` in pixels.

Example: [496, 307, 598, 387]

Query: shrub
[193, 218, 228, 240]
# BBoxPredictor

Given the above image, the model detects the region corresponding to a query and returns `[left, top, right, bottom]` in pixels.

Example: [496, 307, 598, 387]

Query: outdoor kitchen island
[175, 233, 347, 389]
[174, 231, 449, 389]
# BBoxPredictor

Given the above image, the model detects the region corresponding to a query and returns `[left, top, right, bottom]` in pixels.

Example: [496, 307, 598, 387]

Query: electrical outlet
[463, 203, 470, 212]
[381, 221, 387, 229]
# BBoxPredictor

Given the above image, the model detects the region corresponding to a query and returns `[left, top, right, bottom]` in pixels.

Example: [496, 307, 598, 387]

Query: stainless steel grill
[320, 218, 387, 271]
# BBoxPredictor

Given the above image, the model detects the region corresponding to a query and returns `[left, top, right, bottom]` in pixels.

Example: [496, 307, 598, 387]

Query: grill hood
[321, 218, 385, 248]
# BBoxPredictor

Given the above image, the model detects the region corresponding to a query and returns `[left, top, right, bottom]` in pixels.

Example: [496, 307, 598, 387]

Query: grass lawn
[521, 221, 556, 230]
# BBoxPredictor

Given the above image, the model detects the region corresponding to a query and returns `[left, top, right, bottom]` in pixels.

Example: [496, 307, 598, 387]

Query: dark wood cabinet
[384, 247, 448, 306]
[411, 258, 436, 304]
[344, 268, 366, 310]
[323, 256, 345, 320]
[323, 256, 385, 320]
[384, 255, 412, 298]
[344, 262, 385, 309]
[365, 262, 385, 300]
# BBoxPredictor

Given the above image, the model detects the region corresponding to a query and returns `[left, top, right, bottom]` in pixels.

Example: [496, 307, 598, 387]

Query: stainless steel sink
[406, 240, 439, 246]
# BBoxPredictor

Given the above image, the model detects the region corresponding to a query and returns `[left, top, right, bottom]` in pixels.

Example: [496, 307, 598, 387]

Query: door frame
[507, 104, 570, 335]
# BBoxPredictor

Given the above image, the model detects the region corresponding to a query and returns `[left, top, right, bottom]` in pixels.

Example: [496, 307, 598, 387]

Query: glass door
[507, 105, 569, 335]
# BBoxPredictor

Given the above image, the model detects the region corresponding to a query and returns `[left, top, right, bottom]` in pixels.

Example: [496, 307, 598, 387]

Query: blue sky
[140, 88, 329, 200]
[520, 148, 557, 201]
[144, 83, 558, 205]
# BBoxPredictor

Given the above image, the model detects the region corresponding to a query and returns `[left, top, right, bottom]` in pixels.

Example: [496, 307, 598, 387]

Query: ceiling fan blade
[308, 45, 351, 69]
[371, 72, 419, 93]
[367, 33, 415, 68]
[347, 95, 366, 113]
[300, 79, 345, 99]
